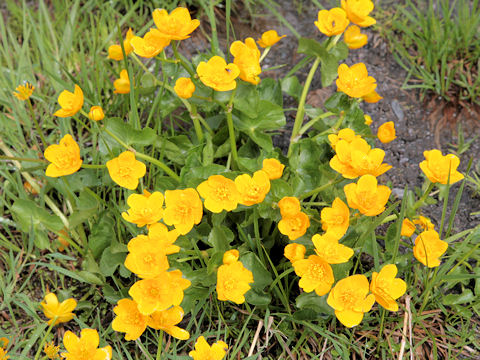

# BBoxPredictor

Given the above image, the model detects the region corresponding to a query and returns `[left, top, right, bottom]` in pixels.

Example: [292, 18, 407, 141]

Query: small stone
[391, 100, 404, 122]
[391, 188, 404, 199]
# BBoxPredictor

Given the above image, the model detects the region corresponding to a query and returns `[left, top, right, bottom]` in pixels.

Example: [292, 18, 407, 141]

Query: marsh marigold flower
[377, 121, 396, 143]
[114, 69, 130, 94]
[315, 8, 350, 37]
[41, 292, 77, 326]
[108, 28, 134, 61]
[197, 56, 240, 91]
[148, 306, 190, 340]
[344, 174, 391, 216]
[230, 38, 262, 85]
[174, 77, 195, 99]
[43, 341, 60, 359]
[112, 298, 148, 341]
[163, 188, 203, 235]
[419, 149, 464, 185]
[312, 233, 354, 264]
[44, 134, 82, 177]
[401, 218, 416, 237]
[125, 235, 169, 279]
[293, 255, 334, 296]
[284, 243, 306, 263]
[129, 270, 191, 315]
[336, 63, 377, 98]
[130, 29, 171, 58]
[414, 216, 435, 231]
[61, 329, 112, 360]
[13, 82, 34, 100]
[148, 223, 180, 254]
[189, 336, 228, 360]
[341, 0, 376, 27]
[106, 151, 146, 190]
[278, 211, 310, 240]
[327, 274, 375, 327]
[235, 170, 271, 206]
[53, 84, 84, 118]
[364, 114, 373, 126]
[278, 196, 301, 218]
[122, 190, 164, 227]
[262, 158, 285, 180]
[197, 175, 240, 213]
[370, 264, 407, 311]
[328, 128, 361, 150]
[0, 348, 8, 360]
[152, 7, 200, 40]
[257, 30, 286, 48]
[413, 230, 448, 268]
[362, 90, 382, 103]
[217, 250, 254, 304]
[344, 25, 368, 49]
[88, 106, 105, 121]
[321, 198, 350, 238]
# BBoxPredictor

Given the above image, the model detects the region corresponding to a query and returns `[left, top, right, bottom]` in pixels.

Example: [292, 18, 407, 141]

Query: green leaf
[99, 246, 127, 277]
[88, 212, 115, 259]
[245, 288, 271, 306]
[296, 292, 334, 316]
[202, 134, 214, 166]
[297, 37, 327, 58]
[320, 53, 339, 88]
[12, 199, 64, 232]
[281, 76, 302, 101]
[161, 135, 194, 165]
[324, 92, 352, 113]
[104, 117, 157, 146]
[241, 252, 273, 290]
[442, 289, 475, 305]
[330, 41, 349, 61]
[77, 270, 104, 285]
[208, 226, 234, 252]
[258, 78, 283, 105]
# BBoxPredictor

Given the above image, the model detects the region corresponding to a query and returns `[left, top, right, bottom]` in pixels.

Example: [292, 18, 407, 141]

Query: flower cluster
[278, 196, 310, 240]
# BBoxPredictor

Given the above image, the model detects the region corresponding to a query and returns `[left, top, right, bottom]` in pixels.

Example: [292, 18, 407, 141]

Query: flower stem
[33, 317, 57, 360]
[28, 99, 47, 148]
[172, 41, 195, 78]
[299, 178, 343, 200]
[419, 267, 439, 315]
[259, 46, 271, 63]
[156, 330, 164, 360]
[413, 181, 435, 211]
[226, 88, 238, 168]
[287, 56, 321, 157]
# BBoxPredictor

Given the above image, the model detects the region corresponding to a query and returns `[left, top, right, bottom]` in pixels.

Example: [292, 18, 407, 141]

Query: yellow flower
[315, 8, 350, 37]
[122, 190, 164, 227]
[413, 216, 435, 231]
[284, 243, 306, 263]
[163, 188, 203, 235]
[328, 128, 361, 150]
[108, 28, 134, 61]
[344, 25, 367, 49]
[321, 197, 350, 238]
[312, 233, 354, 264]
[152, 7, 200, 40]
[341, 0, 376, 27]
[0, 348, 8, 360]
[106, 151, 146, 190]
[370, 264, 407, 311]
[174, 77, 196, 99]
[262, 158, 285, 180]
[330, 138, 392, 179]
[148, 223, 180, 255]
[44, 341, 60, 359]
[125, 235, 170, 279]
[336, 63, 377, 98]
[61, 329, 112, 360]
[88, 106, 105, 121]
[344, 174, 391, 216]
[130, 29, 171, 58]
[189, 336, 228, 360]
[293, 255, 335, 296]
[278, 211, 310, 240]
[257, 30, 286, 48]
[197, 175, 240, 213]
[235, 170, 271, 206]
[148, 306, 190, 340]
[419, 149, 464, 185]
[401, 218, 416, 237]
[53, 84, 84, 118]
[113, 69, 131, 94]
[112, 298, 148, 341]
[223, 249, 240, 265]
[217, 251, 254, 304]
[413, 230, 448, 268]
[0, 338, 8, 349]
[129, 270, 191, 315]
[40, 293, 77, 326]
[377, 121, 396, 143]
[327, 274, 375, 327]
[277, 196, 300, 217]
[362, 90, 383, 103]
[364, 114, 373, 126]
[13, 82, 34, 100]
[230, 38, 262, 85]
[44, 134, 83, 177]
[197, 56, 240, 91]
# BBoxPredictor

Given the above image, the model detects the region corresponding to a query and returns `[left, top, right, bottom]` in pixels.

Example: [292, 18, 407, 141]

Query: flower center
[308, 263, 325, 281]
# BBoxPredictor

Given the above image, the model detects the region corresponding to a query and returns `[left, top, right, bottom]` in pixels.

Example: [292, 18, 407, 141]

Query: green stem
[136, 340, 155, 360]
[287, 56, 321, 157]
[33, 317, 57, 360]
[189, 103, 204, 142]
[298, 111, 335, 135]
[226, 88, 238, 168]
[259, 46, 271, 63]
[413, 181, 435, 211]
[156, 330, 164, 360]
[419, 267, 439, 315]
[172, 41, 195, 78]
[28, 99, 47, 148]
[299, 178, 342, 200]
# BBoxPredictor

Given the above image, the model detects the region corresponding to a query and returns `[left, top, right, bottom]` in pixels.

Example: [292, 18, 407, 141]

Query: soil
[200, 0, 480, 234]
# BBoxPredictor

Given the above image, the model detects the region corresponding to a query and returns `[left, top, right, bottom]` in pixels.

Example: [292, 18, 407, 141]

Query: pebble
[391, 187, 405, 199]
[391, 100, 404, 122]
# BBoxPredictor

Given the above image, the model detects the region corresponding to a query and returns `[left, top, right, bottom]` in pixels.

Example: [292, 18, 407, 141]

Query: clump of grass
[380, 0, 480, 105]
